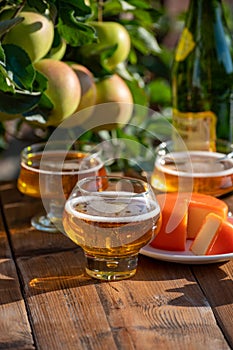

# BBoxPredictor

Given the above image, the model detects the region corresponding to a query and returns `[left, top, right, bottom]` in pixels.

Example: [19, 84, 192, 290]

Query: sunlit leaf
[0, 43, 5, 65]
[127, 0, 151, 10]
[127, 25, 161, 54]
[3, 44, 36, 91]
[103, 0, 136, 16]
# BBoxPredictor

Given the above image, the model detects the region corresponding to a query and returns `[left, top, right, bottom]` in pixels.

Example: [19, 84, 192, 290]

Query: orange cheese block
[190, 213, 233, 255]
[150, 193, 188, 251]
[150, 192, 228, 251]
[187, 193, 228, 239]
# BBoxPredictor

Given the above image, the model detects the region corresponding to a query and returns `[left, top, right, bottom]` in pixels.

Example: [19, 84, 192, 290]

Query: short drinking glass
[63, 175, 160, 280]
[151, 139, 233, 197]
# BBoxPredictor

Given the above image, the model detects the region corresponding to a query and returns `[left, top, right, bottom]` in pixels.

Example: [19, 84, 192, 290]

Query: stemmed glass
[63, 175, 161, 280]
[17, 141, 107, 233]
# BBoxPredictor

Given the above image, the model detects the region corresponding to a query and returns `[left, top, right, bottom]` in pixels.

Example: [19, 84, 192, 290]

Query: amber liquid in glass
[63, 195, 160, 257]
[17, 151, 106, 199]
[151, 151, 233, 197]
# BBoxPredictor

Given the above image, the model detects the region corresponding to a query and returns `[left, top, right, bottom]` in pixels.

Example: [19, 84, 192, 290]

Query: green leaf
[127, 79, 148, 106]
[52, 0, 95, 46]
[23, 111, 49, 126]
[147, 78, 171, 106]
[3, 44, 36, 91]
[27, 0, 52, 14]
[127, 0, 151, 10]
[0, 89, 41, 114]
[59, 0, 92, 18]
[58, 0, 93, 23]
[131, 9, 155, 26]
[0, 65, 14, 93]
[0, 43, 5, 65]
[128, 25, 161, 55]
[33, 70, 48, 93]
[77, 44, 118, 76]
[22, 92, 54, 125]
[57, 18, 96, 46]
[103, 0, 136, 16]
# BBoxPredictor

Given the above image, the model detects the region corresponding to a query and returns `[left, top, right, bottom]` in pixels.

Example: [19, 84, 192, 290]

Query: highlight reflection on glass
[63, 175, 161, 281]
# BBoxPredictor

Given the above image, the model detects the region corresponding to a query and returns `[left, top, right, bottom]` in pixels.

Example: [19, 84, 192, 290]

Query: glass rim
[155, 139, 233, 151]
[76, 175, 153, 196]
[20, 140, 104, 176]
[20, 140, 103, 165]
[21, 140, 102, 151]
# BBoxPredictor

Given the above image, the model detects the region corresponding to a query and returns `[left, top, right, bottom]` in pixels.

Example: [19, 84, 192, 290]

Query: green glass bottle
[171, 0, 233, 151]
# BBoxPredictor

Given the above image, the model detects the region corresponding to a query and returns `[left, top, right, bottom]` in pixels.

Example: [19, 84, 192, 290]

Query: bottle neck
[185, 0, 232, 53]
[187, 0, 225, 25]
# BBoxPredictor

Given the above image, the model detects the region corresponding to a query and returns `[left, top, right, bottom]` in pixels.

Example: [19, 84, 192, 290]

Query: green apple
[89, 74, 133, 130]
[34, 59, 81, 127]
[80, 21, 131, 71]
[3, 11, 54, 63]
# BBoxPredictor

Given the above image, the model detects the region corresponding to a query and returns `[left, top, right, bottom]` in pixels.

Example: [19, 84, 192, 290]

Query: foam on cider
[65, 192, 160, 223]
[22, 151, 103, 175]
[156, 151, 233, 177]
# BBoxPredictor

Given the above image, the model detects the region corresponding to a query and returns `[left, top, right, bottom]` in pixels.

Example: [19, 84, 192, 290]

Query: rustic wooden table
[0, 180, 233, 350]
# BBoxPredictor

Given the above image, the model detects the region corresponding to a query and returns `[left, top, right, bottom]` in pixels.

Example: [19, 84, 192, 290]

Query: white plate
[140, 240, 233, 264]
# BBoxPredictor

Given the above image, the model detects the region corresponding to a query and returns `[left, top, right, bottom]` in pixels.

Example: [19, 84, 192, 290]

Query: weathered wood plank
[16, 250, 230, 350]
[3, 199, 76, 257]
[192, 261, 233, 349]
[1, 181, 233, 350]
[0, 207, 11, 258]
[0, 181, 25, 205]
[0, 257, 35, 349]
[0, 183, 35, 349]
[95, 255, 230, 350]
[17, 249, 118, 350]
[0, 180, 76, 257]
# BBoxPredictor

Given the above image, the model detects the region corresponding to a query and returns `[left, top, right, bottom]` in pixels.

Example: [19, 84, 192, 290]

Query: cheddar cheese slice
[208, 219, 233, 255]
[187, 193, 228, 239]
[150, 192, 228, 252]
[150, 193, 188, 251]
[190, 213, 233, 255]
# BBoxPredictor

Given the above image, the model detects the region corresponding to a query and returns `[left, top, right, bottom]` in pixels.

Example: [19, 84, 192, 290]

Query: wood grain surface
[0, 181, 232, 350]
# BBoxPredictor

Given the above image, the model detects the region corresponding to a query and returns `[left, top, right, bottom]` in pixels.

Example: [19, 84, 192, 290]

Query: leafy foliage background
[1, 0, 232, 180]
[0, 0, 175, 149]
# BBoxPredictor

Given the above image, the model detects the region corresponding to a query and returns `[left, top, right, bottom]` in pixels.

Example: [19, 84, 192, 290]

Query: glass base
[85, 254, 138, 281]
[31, 214, 59, 233]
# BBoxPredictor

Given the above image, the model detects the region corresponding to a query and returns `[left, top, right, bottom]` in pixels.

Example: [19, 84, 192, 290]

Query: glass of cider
[17, 141, 107, 233]
[150, 139, 233, 197]
[63, 175, 161, 280]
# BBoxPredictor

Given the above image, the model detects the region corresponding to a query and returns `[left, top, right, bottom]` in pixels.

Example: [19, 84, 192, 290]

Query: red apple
[87, 74, 133, 131]
[34, 59, 81, 126]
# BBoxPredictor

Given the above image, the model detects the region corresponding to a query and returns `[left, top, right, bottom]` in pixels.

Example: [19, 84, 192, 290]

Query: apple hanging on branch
[3, 10, 54, 63]
[78, 21, 131, 72]
[0, 0, 163, 134]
